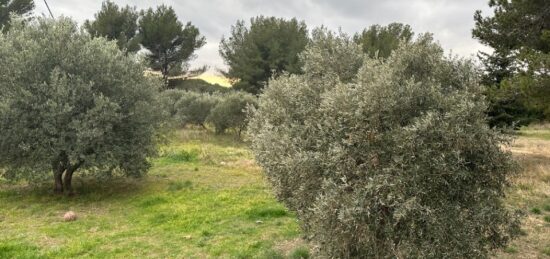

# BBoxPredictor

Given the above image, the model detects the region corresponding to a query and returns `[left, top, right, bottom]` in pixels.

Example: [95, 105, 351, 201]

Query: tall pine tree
[219, 16, 308, 94]
[139, 5, 206, 88]
[473, 0, 550, 126]
[84, 1, 140, 52]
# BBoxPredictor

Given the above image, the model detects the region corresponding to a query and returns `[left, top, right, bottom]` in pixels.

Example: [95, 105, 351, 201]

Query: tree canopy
[139, 5, 206, 87]
[0, 0, 34, 32]
[248, 28, 520, 258]
[84, 0, 140, 52]
[0, 17, 163, 195]
[354, 22, 414, 58]
[473, 0, 550, 126]
[220, 16, 308, 94]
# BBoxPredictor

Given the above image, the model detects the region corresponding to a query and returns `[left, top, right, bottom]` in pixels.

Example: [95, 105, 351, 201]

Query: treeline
[80, 1, 418, 94]
[1, 1, 548, 126]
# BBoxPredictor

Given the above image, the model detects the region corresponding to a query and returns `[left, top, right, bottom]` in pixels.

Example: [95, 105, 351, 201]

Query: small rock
[255, 220, 263, 224]
[63, 211, 77, 222]
[184, 235, 192, 239]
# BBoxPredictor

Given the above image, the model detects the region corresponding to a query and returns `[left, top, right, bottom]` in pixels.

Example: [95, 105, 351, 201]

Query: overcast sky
[35, 0, 493, 75]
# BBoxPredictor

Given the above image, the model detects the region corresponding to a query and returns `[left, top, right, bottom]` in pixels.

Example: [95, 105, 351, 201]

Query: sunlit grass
[2, 126, 550, 258]
[0, 129, 301, 258]
[518, 123, 550, 140]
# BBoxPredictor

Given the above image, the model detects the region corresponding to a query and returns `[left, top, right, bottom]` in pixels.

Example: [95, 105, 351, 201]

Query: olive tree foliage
[159, 90, 256, 136]
[0, 17, 163, 194]
[248, 28, 521, 258]
[159, 89, 186, 120]
[160, 90, 219, 128]
[208, 91, 257, 135]
[176, 92, 219, 127]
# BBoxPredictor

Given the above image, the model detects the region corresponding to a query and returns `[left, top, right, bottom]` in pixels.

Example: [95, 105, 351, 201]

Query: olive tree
[0, 17, 162, 195]
[248, 28, 521, 258]
[159, 89, 187, 121]
[175, 91, 220, 128]
[208, 91, 257, 135]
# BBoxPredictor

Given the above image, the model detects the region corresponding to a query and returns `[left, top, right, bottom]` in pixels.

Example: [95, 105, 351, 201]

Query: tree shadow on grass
[0, 176, 150, 204]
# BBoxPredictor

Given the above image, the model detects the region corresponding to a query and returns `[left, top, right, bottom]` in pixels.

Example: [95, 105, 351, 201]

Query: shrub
[0, 17, 162, 194]
[175, 91, 220, 127]
[160, 90, 220, 128]
[207, 91, 257, 135]
[248, 29, 521, 258]
[160, 89, 186, 119]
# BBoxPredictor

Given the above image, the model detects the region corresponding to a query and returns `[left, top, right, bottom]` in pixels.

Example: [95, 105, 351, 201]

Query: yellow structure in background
[144, 69, 233, 87]
[195, 73, 232, 87]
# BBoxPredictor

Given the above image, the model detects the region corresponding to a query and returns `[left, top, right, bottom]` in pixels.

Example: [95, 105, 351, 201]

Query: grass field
[499, 126, 550, 258]
[0, 130, 305, 258]
[1, 127, 550, 258]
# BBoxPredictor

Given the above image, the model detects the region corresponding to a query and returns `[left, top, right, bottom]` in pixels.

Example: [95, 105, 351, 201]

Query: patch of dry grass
[496, 133, 550, 258]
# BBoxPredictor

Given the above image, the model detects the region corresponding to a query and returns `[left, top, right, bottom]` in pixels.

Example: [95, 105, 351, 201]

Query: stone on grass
[63, 211, 77, 222]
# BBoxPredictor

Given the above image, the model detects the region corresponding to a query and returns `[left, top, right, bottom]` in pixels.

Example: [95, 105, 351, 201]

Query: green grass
[503, 246, 518, 254]
[531, 207, 542, 214]
[290, 247, 310, 258]
[518, 127, 550, 140]
[0, 129, 302, 258]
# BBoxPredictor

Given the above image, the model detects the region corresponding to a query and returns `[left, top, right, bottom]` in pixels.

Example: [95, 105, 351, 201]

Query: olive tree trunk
[53, 167, 64, 194]
[51, 157, 83, 195]
[63, 168, 75, 196]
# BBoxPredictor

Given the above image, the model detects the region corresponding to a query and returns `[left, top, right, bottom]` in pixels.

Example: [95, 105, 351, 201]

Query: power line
[43, 0, 54, 18]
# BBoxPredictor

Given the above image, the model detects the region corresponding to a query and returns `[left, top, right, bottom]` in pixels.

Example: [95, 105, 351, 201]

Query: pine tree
[139, 5, 206, 88]
[219, 16, 308, 94]
[84, 1, 140, 52]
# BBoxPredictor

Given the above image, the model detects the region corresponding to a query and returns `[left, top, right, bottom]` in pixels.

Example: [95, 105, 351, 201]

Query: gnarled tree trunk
[53, 167, 64, 194]
[52, 156, 66, 194]
[51, 154, 83, 195]
[62, 161, 83, 196]
[63, 168, 75, 196]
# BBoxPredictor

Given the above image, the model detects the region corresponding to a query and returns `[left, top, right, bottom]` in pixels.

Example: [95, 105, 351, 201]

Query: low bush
[160, 89, 186, 119]
[175, 92, 220, 127]
[207, 91, 257, 135]
[161, 90, 257, 137]
[160, 90, 220, 128]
